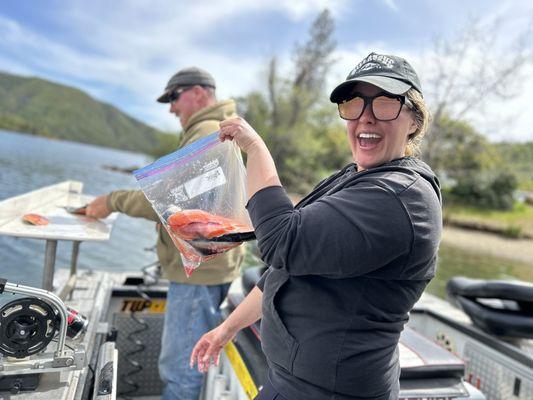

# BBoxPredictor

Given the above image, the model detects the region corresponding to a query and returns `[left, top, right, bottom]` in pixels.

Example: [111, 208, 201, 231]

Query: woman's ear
[408, 118, 418, 135]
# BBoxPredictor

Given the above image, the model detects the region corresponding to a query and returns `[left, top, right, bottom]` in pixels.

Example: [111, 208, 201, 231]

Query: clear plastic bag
[133, 132, 253, 276]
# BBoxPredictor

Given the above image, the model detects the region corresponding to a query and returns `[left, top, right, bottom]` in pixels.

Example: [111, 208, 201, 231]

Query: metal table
[0, 181, 117, 290]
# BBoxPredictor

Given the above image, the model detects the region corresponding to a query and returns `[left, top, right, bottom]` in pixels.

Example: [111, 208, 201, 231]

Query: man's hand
[85, 195, 112, 219]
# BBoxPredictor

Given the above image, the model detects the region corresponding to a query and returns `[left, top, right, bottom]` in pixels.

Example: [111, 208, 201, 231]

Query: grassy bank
[444, 202, 533, 238]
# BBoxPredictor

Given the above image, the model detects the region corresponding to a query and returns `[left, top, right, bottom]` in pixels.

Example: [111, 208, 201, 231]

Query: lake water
[0, 130, 157, 288]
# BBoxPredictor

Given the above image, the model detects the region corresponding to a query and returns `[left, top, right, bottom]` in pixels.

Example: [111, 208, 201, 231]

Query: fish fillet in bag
[133, 132, 254, 276]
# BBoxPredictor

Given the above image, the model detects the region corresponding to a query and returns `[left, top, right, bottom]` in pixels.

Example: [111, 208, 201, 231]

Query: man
[86, 67, 243, 400]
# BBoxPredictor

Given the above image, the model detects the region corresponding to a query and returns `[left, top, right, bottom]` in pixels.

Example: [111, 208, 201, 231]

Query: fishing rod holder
[0, 278, 85, 376]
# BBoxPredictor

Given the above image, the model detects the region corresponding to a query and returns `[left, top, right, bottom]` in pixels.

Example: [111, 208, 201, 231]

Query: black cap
[330, 53, 422, 103]
[157, 67, 216, 103]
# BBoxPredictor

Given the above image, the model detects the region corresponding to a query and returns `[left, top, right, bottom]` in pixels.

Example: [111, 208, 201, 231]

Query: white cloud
[381, 0, 399, 12]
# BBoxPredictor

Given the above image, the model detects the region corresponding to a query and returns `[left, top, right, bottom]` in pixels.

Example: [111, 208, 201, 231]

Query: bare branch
[422, 14, 533, 165]
[268, 57, 280, 129]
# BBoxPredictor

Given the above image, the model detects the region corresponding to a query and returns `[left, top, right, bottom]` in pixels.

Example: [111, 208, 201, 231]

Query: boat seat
[447, 277, 533, 338]
[242, 265, 268, 296]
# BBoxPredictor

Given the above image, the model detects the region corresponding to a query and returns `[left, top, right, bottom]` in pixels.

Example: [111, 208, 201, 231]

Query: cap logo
[350, 53, 396, 77]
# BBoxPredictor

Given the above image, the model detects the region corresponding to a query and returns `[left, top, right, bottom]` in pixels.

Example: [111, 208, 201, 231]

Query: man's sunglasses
[168, 86, 194, 103]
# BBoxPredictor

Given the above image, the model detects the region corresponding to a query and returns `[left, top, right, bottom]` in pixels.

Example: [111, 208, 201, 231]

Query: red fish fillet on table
[22, 213, 50, 226]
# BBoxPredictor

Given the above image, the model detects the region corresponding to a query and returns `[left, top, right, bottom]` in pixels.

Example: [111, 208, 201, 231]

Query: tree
[288, 9, 336, 127]
[496, 141, 533, 190]
[422, 16, 532, 167]
[431, 115, 500, 184]
[448, 170, 518, 210]
[433, 116, 520, 210]
[238, 9, 350, 193]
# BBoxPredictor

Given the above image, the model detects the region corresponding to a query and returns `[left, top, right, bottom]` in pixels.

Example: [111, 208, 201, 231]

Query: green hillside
[0, 71, 167, 154]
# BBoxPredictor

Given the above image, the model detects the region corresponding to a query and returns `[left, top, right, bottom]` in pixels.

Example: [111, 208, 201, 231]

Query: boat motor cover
[447, 277, 533, 338]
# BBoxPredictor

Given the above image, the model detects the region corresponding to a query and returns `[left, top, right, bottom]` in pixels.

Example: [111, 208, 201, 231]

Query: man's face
[169, 86, 198, 127]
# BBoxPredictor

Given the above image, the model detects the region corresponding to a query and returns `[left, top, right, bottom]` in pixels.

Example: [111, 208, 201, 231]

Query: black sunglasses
[168, 86, 194, 103]
[338, 92, 414, 121]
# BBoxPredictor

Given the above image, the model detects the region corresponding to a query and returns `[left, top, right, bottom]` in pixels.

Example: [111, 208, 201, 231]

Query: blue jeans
[159, 282, 230, 400]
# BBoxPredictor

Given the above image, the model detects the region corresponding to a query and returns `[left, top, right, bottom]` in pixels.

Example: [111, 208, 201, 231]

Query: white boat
[0, 182, 532, 400]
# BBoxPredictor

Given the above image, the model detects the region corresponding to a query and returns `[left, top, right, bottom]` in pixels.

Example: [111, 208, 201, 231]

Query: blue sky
[1, 0, 532, 142]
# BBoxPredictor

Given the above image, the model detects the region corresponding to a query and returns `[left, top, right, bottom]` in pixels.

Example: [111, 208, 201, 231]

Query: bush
[448, 171, 518, 210]
[503, 224, 523, 238]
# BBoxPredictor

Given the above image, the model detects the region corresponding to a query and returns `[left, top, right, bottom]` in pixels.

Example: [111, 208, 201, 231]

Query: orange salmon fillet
[167, 209, 251, 240]
[22, 213, 50, 226]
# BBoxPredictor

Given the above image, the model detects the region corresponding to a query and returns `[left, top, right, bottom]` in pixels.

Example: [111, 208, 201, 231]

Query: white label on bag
[184, 166, 226, 199]
[169, 185, 188, 202]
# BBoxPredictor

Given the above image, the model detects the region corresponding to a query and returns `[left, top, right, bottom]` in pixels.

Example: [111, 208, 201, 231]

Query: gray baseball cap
[157, 67, 216, 103]
[330, 53, 422, 103]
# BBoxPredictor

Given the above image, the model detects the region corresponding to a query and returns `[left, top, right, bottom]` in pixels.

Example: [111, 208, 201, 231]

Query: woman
[191, 52, 442, 400]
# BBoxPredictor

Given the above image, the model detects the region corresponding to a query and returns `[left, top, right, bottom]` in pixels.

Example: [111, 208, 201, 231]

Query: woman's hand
[191, 286, 263, 372]
[219, 117, 264, 154]
[190, 322, 236, 373]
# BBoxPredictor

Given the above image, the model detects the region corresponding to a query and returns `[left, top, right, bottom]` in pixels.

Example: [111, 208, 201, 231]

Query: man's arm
[86, 190, 159, 222]
[85, 195, 112, 219]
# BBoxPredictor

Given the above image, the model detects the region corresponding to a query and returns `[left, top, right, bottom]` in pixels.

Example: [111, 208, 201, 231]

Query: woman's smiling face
[345, 82, 417, 171]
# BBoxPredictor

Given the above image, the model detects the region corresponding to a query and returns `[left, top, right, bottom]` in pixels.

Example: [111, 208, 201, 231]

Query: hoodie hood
[180, 99, 237, 146]
[366, 156, 441, 203]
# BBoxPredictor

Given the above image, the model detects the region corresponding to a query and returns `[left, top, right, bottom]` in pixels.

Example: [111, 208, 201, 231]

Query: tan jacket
[108, 99, 243, 285]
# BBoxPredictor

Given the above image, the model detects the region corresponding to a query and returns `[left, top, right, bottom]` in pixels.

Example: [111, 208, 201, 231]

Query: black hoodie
[247, 157, 442, 400]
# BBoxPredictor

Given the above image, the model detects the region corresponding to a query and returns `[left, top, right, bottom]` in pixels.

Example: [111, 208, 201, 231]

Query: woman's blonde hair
[405, 88, 430, 157]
